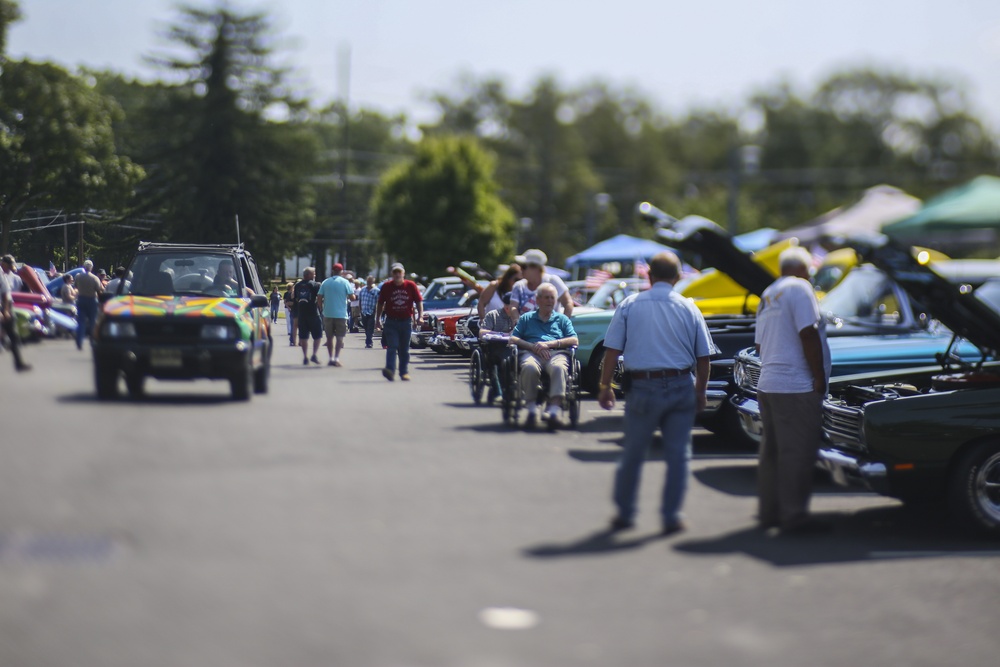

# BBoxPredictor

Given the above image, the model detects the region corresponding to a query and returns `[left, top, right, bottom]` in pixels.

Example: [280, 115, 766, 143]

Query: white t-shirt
[509, 274, 568, 314]
[754, 275, 831, 393]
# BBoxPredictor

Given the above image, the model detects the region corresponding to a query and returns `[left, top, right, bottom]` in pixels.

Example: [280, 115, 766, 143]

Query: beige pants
[520, 352, 570, 404]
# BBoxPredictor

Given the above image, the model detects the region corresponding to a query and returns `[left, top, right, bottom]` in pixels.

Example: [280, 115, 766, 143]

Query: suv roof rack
[137, 241, 245, 252]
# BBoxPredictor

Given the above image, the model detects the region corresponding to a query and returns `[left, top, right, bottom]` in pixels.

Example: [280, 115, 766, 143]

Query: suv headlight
[201, 323, 235, 340]
[103, 321, 137, 338]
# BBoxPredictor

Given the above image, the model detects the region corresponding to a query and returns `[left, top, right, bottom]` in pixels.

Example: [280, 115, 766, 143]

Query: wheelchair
[499, 345, 582, 429]
[469, 331, 509, 405]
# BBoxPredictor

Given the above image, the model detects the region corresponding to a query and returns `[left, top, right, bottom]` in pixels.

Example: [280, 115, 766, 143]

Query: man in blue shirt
[597, 252, 715, 536]
[357, 275, 381, 349]
[317, 263, 356, 366]
[510, 283, 578, 431]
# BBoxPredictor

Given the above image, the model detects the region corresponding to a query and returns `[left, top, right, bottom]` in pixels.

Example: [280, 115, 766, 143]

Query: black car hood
[848, 233, 1000, 357]
[656, 216, 775, 297]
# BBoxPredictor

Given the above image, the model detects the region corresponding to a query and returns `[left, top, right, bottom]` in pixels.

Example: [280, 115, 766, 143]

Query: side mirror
[248, 294, 269, 309]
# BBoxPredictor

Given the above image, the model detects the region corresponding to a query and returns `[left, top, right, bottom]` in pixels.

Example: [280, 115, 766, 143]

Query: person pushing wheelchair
[509, 283, 578, 431]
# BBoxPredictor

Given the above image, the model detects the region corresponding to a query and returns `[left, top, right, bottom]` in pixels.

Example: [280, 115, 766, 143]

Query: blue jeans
[613, 375, 696, 526]
[76, 296, 99, 349]
[361, 313, 375, 347]
[382, 318, 411, 373]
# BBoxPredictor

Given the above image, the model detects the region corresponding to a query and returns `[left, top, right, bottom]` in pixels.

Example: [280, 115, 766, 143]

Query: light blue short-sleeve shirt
[604, 282, 716, 371]
[318, 275, 355, 319]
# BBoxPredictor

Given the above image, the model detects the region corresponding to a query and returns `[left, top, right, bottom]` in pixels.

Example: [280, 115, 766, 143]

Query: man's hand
[532, 342, 551, 361]
[695, 390, 707, 413]
[598, 387, 616, 410]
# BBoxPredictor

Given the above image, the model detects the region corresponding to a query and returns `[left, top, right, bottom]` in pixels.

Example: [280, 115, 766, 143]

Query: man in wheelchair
[509, 283, 578, 430]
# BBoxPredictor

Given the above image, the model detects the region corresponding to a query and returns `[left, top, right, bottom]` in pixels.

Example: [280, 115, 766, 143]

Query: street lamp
[727, 145, 761, 236]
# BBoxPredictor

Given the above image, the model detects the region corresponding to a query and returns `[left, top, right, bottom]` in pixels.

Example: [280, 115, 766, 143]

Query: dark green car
[820, 235, 1000, 534]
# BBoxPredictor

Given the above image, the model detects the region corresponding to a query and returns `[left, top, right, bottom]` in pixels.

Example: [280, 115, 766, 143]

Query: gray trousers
[757, 390, 823, 528]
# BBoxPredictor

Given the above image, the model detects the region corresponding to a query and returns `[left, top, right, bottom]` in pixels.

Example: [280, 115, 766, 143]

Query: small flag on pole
[585, 268, 613, 290]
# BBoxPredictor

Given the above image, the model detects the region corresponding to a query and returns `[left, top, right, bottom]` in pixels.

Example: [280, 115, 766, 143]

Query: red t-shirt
[378, 280, 422, 319]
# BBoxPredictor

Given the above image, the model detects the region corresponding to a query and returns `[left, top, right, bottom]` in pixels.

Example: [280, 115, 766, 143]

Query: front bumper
[703, 380, 728, 415]
[730, 394, 763, 442]
[94, 340, 252, 380]
[818, 448, 889, 495]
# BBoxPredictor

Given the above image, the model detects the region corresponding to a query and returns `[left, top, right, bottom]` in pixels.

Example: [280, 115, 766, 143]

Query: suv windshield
[127, 253, 242, 297]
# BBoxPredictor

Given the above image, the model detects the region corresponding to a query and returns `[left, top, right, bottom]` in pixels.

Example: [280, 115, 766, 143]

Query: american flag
[633, 259, 649, 279]
[585, 268, 613, 289]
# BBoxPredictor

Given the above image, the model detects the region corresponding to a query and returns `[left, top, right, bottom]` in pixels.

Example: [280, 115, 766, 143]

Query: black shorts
[298, 314, 322, 340]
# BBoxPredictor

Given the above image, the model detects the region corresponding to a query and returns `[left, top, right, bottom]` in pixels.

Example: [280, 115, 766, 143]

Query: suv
[92, 242, 272, 401]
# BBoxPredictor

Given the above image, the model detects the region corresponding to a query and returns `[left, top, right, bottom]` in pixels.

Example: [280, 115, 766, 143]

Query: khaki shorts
[324, 317, 348, 340]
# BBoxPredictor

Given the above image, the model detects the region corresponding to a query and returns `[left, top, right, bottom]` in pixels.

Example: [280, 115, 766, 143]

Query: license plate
[150, 348, 183, 368]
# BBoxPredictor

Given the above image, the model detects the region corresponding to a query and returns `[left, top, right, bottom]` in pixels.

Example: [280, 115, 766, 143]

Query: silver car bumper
[818, 448, 889, 494]
[704, 380, 729, 414]
[730, 394, 763, 443]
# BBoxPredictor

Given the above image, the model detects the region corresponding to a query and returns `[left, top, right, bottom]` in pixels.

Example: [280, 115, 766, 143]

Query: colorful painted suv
[92, 242, 272, 401]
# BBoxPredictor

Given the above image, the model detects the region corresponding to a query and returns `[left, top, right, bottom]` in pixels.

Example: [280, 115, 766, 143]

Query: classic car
[813, 236, 1000, 534]
[730, 261, 992, 443]
[92, 242, 271, 401]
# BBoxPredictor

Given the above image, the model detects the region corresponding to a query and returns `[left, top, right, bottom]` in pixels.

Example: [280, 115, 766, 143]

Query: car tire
[231, 356, 253, 401]
[948, 440, 1000, 535]
[253, 363, 269, 394]
[95, 360, 120, 400]
[584, 345, 604, 394]
[125, 372, 145, 399]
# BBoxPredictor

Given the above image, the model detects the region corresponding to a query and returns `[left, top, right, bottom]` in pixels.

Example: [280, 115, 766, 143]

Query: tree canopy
[371, 136, 515, 278]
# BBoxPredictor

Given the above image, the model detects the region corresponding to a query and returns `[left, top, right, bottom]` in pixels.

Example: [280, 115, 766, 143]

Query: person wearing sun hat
[507, 248, 574, 320]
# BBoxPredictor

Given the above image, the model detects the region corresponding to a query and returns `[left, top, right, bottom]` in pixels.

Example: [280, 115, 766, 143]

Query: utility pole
[338, 43, 351, 271]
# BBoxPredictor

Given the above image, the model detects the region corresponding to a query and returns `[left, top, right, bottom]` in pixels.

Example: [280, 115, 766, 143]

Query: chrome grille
[734, 357, 761, 390]
[822, 400, 866, 451]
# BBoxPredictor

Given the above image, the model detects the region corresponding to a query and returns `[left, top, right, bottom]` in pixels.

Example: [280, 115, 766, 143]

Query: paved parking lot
[1, 335, 998, 667]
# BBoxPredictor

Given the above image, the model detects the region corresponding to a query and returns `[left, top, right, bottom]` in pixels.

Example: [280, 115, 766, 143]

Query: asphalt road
[1, 331, 999, 667]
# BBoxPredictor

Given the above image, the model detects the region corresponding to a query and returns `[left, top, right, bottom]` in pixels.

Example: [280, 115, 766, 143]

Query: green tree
[0, 60, 144, 253]
[147, 3, 318, 271]
[0, 0, 20, 58]
[371, 136, 515, 278]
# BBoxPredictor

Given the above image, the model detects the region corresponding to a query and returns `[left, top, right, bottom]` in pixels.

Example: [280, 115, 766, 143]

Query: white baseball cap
[521, 249, 547, 267]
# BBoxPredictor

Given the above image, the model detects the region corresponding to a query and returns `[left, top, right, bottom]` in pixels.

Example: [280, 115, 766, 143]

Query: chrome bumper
[704, 380, 729, 414]
[730, 394, 763, 443]
[818, 448, 889, 494]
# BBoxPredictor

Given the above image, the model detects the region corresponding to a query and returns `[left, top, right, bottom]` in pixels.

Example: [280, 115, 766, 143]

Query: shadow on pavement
[693, 463, 862, 498]
[672, 506, 1000, 566]
[523, 527, 665, 558]
[58, 392, 232, 406]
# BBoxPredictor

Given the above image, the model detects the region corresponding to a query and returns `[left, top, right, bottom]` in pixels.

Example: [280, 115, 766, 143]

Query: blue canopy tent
[565, 234, 676, 278]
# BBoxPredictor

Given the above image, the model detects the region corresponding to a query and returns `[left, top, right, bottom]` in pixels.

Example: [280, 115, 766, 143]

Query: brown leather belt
[628, 368, 691, 379]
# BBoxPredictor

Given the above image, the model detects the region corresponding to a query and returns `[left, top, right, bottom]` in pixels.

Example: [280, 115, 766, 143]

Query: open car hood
[848, 233, 1000, 358]
[656, 216, 776, 297]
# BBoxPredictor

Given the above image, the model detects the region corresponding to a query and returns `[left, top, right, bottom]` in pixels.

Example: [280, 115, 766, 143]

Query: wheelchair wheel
[500, 352, 520, 426]
[469, 348, 485, 404]
[567, 358, 583, 428]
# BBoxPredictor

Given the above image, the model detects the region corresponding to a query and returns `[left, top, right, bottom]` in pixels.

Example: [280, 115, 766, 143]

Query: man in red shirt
[375, 263, 423, 381]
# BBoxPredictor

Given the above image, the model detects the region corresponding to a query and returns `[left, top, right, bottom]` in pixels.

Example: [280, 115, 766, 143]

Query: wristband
[599, 383, 611, 391]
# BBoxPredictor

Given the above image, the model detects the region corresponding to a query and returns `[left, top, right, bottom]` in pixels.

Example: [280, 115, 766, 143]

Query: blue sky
[9, 0, 1000, 130]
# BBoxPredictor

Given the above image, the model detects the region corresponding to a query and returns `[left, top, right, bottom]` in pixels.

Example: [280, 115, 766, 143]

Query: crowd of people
[3, 244, 834, 539]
